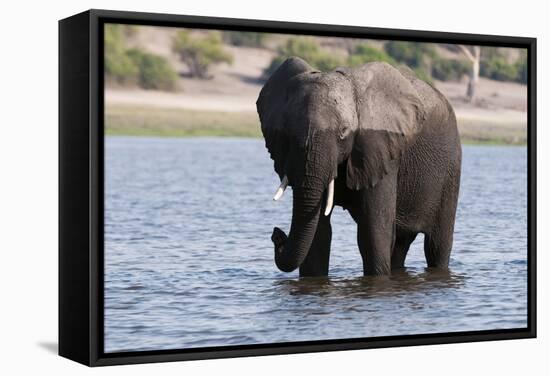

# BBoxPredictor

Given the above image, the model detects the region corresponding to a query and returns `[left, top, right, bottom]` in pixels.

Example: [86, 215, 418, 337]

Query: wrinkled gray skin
[256, 57, 461, 277]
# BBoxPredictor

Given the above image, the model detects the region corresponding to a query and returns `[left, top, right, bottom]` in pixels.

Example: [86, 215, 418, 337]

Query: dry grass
[106, 104, 526, 145]
[457, 117, 526, 145]
[106, 105, 261, 137]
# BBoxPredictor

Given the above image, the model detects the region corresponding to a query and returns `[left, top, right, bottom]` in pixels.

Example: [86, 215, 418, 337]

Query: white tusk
[273, 175, 289, 201]
[324, 179, 334, 216]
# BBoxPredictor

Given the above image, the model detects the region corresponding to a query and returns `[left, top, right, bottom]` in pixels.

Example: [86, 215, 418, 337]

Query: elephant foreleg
[354, 163, 399, 276]
[298, 213, 332, 277]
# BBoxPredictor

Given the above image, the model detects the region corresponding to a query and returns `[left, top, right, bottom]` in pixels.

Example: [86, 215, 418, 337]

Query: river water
[104, 136, 527, 353]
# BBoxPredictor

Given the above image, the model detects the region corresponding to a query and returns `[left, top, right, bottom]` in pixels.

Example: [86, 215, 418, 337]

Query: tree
[104, 25, 178, 90]
[104, 24, 139, 84]
[347, 44, 395, 67]
[458, 45, 481, 102]
[126, 49, 178, 91]
[172, 31, 233, 79]
[263, 37, 343, 78]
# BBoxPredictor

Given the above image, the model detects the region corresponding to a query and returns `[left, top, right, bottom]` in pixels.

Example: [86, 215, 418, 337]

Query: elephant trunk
[271, 178, 325, 273]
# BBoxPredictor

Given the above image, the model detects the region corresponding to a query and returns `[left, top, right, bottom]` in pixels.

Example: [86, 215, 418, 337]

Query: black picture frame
[59, 8, 537, 367]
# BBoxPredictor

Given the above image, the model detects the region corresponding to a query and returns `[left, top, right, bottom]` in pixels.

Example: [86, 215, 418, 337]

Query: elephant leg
[424, 181, 459, 268]
[424, 229, 453, 268]
[391, 230, 417, 269]
[299, 213, 332, 277]
[354, 163, 399, 276]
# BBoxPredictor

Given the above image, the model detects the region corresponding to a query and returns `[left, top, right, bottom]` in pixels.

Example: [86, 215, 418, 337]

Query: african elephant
[256, 57, 461, 277]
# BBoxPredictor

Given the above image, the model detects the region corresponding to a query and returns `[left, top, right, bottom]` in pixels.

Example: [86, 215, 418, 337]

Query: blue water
[104, 137, 527, 353]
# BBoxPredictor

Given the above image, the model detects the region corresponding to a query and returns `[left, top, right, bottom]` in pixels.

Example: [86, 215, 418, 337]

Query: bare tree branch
[458, 45, 481, 102]
[458, 45, 475, 62]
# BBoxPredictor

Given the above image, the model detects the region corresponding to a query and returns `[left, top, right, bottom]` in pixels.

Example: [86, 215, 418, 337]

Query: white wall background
[0, 0, 546, 374]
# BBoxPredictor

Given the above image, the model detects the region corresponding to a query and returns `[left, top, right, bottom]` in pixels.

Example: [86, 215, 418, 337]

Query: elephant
[256, 56, 461, 277]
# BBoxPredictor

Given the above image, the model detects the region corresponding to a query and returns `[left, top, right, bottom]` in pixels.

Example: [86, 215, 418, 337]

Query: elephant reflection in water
[274, 268, 463, 297]
[257, 57, 461, 277]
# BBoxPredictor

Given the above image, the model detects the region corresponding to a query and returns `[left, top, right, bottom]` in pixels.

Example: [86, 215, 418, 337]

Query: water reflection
[274, 268, 464, 298]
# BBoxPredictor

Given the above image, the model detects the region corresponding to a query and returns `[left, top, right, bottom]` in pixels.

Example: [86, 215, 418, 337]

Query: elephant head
[256, 57, 425, 273]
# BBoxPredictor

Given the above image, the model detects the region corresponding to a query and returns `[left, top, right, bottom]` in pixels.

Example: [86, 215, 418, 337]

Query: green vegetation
[480, 49, 527, 84]
[106, 105, 261, 137]
[345, 43, 434, 84]
[384, 41, 436, 68]
[105, 24, 139, 84]
[172, 31, 234, 79]
[477, 47, 527, 83]
[104, 24, 177, 90]
[431, 58, 470, 81]
[381, 41, 526, 85]
[264, 37, 344, 78]
[104, 30, 527, 145]
[480, 57, 518, 81]
[126, 49, 178, 90]
[383, 41, 470, 84]
[264, 38, 473, 85]
[223, 31, 269, 47]
[347, 44, 395, 66]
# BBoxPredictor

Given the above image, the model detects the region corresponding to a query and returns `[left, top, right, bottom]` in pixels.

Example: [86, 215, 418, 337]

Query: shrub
[384, 41, 436, 68]
[479, 47, 527, 84]
[263, 37, 343, 78]
[314, 54, 344, 72]
[283, 37, 320, 58]
[223, 31, 268, 47]
[126, 49, 178, 90]
[104, 24, 139, 84]
[347, 44, 395, 67]
[172, 31, 234, 79]
[105, 25, 178, 90]
[480, 57, 519, 82]
[431, 57, 470, 81]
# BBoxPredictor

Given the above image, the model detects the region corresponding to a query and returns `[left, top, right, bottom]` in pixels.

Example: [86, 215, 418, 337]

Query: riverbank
[105, 104, 527, 145]
[106, 104, 259, 138]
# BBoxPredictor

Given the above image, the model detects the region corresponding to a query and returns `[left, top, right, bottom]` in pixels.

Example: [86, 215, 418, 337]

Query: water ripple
[104, 137, 528, 352]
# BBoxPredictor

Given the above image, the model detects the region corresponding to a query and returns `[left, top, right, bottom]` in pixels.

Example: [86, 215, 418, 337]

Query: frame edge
[58, 10, 93, 366]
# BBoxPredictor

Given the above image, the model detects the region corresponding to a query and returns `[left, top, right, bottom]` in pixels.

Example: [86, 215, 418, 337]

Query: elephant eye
[339, 126, 351, 140]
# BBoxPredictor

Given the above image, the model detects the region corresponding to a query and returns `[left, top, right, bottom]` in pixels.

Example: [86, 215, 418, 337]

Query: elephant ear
[345, 62, 426, 190]
[256, 57, 314, 179]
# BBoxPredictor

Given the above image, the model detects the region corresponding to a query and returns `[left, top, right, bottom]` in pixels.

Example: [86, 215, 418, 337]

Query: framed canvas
[59, 9, 536, 366]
